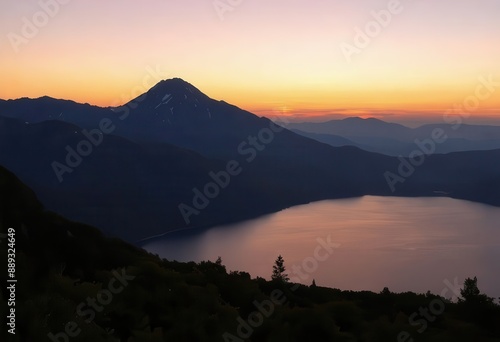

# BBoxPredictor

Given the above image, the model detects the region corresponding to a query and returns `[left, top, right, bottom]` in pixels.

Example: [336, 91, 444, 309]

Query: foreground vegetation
[1, 166, 500, 341]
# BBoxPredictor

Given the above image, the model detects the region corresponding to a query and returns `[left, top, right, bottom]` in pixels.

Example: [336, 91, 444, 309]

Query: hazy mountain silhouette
[290, 129, 370, 149]
[290, 129, 361, 147]
[290, 117, 411, 139]
[289, 118, 500, 156]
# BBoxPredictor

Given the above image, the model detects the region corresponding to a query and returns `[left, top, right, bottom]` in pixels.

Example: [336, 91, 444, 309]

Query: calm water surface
[144, 196, 500, 298]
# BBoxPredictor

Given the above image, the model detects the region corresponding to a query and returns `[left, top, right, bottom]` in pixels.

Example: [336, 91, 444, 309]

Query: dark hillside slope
[1, 166, 499, 341]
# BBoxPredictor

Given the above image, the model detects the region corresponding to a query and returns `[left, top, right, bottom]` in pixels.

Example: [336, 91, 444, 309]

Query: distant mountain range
[1, 78, 500, 242]
[288, 118, 500, 156]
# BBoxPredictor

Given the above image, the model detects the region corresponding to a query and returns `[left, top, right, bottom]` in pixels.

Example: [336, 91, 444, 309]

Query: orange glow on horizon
[1, 1, 499, 124]
[2, 78, 500, 125]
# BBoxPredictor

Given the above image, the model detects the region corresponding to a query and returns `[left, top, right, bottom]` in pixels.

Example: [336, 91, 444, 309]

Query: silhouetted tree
[457, 277, 498, 328]
[461, 277, 480, 302]
[215, 256, 222, 266]
[311, 279, 317, 288]
[459, 276, 494, 305]
[272, 255, 289, 282]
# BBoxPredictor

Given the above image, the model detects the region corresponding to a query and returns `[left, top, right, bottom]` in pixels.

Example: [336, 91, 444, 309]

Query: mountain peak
[341, 117, 382, 123]
[136, 78, 208, 107]
[149, 78, 201, 94]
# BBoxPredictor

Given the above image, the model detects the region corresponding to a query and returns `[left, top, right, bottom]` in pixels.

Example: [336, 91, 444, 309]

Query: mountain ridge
[289, 117, 500, 155]
[2, 78, 500, 241]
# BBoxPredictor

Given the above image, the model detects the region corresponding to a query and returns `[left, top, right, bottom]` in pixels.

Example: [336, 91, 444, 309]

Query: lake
[143, 196, 500, 299]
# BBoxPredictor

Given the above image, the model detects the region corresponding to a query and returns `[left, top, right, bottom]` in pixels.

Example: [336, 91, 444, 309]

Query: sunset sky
[1, 0, 499, 124]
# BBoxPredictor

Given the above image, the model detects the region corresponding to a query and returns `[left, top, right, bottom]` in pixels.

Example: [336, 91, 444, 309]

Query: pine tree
[271, 255, 289, 282]
[459, 276, 494, 305]
[460, 277, 480, 302]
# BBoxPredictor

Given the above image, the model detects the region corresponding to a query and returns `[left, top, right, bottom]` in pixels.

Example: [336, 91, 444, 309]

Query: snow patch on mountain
[154, 94, 172, 109]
